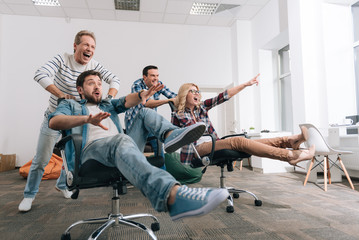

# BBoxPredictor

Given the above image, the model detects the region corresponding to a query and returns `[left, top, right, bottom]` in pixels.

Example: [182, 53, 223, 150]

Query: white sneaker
[55, 186, 73, 199]
[18, 198, 34, 212]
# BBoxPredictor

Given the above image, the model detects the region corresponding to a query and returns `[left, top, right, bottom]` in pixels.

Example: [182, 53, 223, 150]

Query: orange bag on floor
[19, 153, 63, 180]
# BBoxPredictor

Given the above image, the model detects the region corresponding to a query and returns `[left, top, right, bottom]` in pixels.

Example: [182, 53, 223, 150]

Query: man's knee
[138, 107, 155, 118]
[112, 133, 133, 143]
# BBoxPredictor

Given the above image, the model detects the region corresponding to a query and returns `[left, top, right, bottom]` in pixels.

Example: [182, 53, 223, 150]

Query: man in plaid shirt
[125, 65, 177, 158]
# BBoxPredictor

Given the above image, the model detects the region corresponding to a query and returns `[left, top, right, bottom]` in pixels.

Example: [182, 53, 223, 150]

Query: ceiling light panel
[32, 0, 60, 7]
[190, 2, 219, 15]
[114, 0, 140, 11]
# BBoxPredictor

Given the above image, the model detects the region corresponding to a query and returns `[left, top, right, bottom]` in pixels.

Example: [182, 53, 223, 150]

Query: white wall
[2, 0, 357, 166]
[288, 0, 356, 130]
[231, 20, 258, 133]
[233, 0, 288, 133]
[240, 0, 357, 135]
[0, 14, 232, 166]
[322, 3, 356, 124]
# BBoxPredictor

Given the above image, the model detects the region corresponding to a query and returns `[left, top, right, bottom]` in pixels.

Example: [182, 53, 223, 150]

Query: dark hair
[76, 70, 102, 88]
[142, 65, 158, 76]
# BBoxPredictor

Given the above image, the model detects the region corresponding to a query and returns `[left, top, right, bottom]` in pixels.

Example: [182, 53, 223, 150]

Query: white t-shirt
[85, 103, 119, 148]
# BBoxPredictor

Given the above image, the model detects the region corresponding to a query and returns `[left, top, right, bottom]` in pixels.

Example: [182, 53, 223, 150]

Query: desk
[249, 131, 295, 174]
[328, 126, 359, 178]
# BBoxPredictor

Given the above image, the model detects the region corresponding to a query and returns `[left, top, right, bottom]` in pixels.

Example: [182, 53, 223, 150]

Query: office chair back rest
[168, 101, 177, 112]
[299, 123, 332, 155]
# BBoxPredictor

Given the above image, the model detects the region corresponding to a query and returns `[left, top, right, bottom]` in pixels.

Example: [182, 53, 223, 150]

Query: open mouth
[194, 97, 198, 101]
[83, 52, 91, 58]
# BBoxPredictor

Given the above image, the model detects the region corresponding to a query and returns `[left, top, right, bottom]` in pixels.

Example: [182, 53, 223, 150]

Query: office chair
[56, 133, 160, 240]
[190, 133, 262, 213]
[167, 101, 261, 213]
[300, 123, 355, 191]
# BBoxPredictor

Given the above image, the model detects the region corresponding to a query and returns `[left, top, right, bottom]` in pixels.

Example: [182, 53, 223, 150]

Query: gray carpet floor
[1, 165, 359, 240]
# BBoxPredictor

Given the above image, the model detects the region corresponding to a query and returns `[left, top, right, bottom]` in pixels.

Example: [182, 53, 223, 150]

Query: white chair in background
[299, 123, 355, 191]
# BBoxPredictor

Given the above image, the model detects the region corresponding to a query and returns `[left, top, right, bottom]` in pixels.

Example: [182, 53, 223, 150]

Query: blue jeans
[126, 108, 177, 152]
[23, 109, 67, 198]
[148, 134, 166, 170]
[82, 108, 179, 211]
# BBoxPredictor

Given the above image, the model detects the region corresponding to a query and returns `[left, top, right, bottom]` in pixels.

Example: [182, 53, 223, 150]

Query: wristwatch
[138, 90, 144, 100]
[107, 95, 113, 100]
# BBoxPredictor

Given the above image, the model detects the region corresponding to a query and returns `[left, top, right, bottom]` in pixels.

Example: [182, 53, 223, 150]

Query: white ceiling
[0, 0, 271, 27]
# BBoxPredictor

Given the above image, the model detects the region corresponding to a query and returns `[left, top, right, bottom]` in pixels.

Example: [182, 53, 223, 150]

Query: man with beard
[47, 70, 229, 221]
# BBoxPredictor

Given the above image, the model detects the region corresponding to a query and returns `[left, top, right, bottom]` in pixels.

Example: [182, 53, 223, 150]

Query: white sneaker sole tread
[171, 189, 229, 221]
[164, 124, 205, 153]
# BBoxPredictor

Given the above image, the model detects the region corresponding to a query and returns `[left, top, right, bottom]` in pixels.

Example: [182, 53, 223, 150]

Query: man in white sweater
[19, 30, 120, 212]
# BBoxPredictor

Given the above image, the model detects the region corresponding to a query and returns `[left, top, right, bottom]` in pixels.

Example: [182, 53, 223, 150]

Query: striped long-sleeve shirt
[34, 53, 120, 112]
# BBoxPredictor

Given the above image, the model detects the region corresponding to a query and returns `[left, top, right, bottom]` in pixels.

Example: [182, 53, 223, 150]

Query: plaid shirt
[171, 90, 229, 164]
[125, 78, 177, 130]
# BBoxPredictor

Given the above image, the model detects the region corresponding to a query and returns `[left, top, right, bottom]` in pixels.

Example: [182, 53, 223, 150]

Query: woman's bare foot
[288, 145, 315, 166]
[289, 126, 309, 150]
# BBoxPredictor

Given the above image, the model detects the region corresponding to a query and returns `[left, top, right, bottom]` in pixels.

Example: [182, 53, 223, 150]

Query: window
[278, 45, 293, 132]
[352, 2, 359, 114]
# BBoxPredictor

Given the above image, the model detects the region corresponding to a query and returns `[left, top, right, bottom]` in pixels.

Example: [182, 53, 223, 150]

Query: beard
[83, 92, 102, 104]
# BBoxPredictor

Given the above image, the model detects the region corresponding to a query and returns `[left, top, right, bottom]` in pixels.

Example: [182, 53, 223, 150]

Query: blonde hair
[74, 30, 96, 45]
[175, 83, 201, 114]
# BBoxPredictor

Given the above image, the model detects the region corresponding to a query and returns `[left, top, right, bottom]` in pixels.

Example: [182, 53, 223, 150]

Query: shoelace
[178, 186, 209, 200]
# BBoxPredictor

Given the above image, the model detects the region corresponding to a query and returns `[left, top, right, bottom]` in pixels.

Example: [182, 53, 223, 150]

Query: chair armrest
[56, 134, 82, 150]
[168, 101, 177, 112]
[55, 133, 83, 189]
[190, 133, 216, 169]
[205, 133, 216, 161]
[221, 133, 248, 139]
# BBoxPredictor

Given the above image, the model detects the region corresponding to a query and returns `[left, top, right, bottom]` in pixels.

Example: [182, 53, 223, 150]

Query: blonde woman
[171, 75, 315, 166]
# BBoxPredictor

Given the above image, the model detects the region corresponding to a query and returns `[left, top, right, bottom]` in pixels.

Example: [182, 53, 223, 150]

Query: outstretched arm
[49, 112, 111, 130]
[144, 97, 176, 109]
[124, 83, 164, 108]
[227, 74, 260, 98]
[143, 84, 177, 108]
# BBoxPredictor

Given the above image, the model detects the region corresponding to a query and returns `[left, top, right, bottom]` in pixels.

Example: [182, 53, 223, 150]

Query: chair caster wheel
[151, 222, 160, 231]
[233, 193, 239, 198]
[226, 205, 234, 213]
[61, 233, 71, 240]
[254, 199, 262, 206]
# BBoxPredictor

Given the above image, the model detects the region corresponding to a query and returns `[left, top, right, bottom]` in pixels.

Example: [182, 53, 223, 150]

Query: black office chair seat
[72, 160, 126, 191]
[210, 149, 251, 166]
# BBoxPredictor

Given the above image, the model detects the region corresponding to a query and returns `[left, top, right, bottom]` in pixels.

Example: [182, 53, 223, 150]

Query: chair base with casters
[191, 135, 262, 213]
[211, 149, 262, 213]
[57, 135, 160, 240]
[300, 123, 355, 192]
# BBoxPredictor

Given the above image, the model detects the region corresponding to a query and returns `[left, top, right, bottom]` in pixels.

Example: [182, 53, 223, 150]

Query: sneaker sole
[55, 186, 72, 199]
[170, 189, 229, 221]
[164, 124, 205, 153]
[18, 198, 34, 212]
[18, 206, 32, 212]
